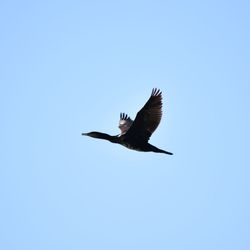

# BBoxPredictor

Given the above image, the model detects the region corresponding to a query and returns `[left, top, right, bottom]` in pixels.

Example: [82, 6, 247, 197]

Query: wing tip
[120, 112, 130, 120]
[151, 88, 162, 96]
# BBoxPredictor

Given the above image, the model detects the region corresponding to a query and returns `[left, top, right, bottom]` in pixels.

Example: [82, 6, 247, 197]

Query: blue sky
[1, 0, 250, 249]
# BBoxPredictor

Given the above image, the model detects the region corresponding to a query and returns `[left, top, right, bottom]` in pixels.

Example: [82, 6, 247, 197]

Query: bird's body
[82, 88, 173, 155]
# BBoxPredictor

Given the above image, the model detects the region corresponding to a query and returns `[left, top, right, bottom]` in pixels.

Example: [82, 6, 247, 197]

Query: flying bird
[82, 88, 173, 155]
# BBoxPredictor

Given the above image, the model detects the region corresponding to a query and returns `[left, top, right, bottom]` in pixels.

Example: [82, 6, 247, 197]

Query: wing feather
[126, 88, 163, 142]
[118, 113, 133, 135]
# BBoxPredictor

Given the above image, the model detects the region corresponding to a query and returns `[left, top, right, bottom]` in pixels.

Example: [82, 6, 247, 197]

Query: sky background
[1, 0, 250, 249]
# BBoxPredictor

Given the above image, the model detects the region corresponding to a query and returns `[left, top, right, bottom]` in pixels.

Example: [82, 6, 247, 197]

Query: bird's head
[81, 132, 100, 138]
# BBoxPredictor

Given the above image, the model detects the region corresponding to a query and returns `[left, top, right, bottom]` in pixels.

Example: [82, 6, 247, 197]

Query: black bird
[82, 88, 173, 155]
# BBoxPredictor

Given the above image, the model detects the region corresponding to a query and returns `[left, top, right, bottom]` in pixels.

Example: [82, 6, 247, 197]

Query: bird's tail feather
[148, 144, 173, 155]
[158, 149, 173, 155]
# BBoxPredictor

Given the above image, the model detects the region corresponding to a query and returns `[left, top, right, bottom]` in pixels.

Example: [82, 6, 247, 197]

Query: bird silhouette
[82, 88, 173, 155]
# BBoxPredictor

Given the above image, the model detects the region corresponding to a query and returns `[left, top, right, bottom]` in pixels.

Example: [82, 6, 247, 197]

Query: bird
[82, 88, 173, 155]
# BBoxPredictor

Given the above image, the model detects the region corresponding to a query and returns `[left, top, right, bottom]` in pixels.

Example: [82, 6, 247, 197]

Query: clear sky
[1, 0, 250, 249]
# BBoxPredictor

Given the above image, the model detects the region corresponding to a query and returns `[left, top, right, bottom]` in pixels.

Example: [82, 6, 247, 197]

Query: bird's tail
[158, 149, 173, 155]
[148, 144, 173, 155]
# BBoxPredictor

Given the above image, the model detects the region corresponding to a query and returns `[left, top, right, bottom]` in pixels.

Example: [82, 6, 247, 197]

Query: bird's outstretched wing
[118, 113, 133, 135]
[126, 88, 163, 142]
